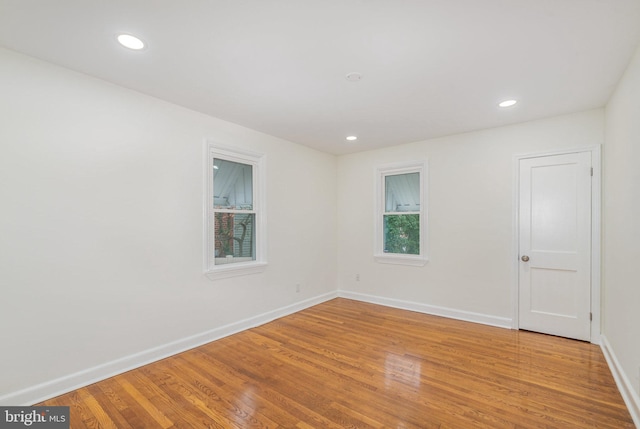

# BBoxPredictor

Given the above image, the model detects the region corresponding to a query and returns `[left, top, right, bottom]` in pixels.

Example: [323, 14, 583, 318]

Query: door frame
[512, 145, 601, 344]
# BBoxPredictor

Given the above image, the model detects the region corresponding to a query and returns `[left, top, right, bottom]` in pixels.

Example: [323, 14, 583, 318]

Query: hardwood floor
[38, 298, 633, 428]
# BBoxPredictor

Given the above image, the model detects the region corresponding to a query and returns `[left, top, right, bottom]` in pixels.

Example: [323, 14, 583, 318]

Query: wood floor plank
[37, 298, 634, 428]
[80, 385, 121, 429]
[179, 351, 305, 427]
[86, 383, 134, 429]
[118, 377, 174, 428]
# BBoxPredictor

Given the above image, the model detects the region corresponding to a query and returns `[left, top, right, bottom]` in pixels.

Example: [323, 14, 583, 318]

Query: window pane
[214, 213, 256, 264]
[385, 172, 420, 212]
[384, 214, 420, 254]
[213, 159, 253, 209]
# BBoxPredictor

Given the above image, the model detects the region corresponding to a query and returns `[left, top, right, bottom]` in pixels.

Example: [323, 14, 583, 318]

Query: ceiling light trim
[117, 33, 146, 50]
[498, 99, 518, 108]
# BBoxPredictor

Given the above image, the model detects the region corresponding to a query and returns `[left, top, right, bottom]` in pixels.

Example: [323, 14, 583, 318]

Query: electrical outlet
[296, 284, 300, 293]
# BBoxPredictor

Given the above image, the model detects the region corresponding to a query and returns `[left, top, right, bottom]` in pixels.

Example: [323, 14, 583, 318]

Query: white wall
[337, 110, 604, 324]
[604, 40, 640, 409]
[0, 48, 337, 402]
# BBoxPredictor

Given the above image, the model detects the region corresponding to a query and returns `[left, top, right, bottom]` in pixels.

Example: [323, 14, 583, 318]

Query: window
[204, 143, 266, 279]
[375, 161, 428, 266]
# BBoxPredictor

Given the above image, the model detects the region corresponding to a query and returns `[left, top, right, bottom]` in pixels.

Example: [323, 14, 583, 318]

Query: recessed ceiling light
[498, 99, 517, 108]
[345, 72, 363, 82]
[346, 135, 358, 141]
[117, 34, 145, 50]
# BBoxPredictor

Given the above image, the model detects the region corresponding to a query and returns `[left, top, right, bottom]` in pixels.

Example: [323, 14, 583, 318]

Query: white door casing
[518, 151, 593, 341]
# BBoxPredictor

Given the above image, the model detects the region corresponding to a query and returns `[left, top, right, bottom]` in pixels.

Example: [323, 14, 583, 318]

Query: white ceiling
[1, 1, 639, 155]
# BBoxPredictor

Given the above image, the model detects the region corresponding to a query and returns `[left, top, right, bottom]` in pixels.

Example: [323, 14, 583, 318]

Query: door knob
[521, 255, 530, 262]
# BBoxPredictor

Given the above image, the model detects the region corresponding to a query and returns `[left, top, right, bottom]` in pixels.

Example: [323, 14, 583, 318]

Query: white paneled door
[518, 152, 592, 341]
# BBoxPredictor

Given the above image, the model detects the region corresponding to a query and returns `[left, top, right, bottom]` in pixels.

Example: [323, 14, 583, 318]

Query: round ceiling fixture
[117, 34, 145, 50]
[345, 72, 363, 82]
[346, 135, 358, 141]
[498, 99, 517, 108]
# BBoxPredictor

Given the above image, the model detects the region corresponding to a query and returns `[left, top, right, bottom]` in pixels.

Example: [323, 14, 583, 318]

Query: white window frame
[203, 142, 267, 280]
[375, 160, 428, 266]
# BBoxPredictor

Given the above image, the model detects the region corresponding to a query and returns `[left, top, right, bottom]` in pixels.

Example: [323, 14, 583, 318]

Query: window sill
[374, 254, 427, 267]
[204, 261, 267, 280]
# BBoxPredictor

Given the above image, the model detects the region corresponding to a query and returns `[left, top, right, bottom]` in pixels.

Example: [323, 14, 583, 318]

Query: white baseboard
[338, 290, 512, 329]
[0, 291, 338, 406]
[600, 335, 640, 428]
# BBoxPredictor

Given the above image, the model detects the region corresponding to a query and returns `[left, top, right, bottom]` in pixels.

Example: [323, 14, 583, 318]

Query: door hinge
[590, 167, 594, 176]
[590, 312, 593, 321]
